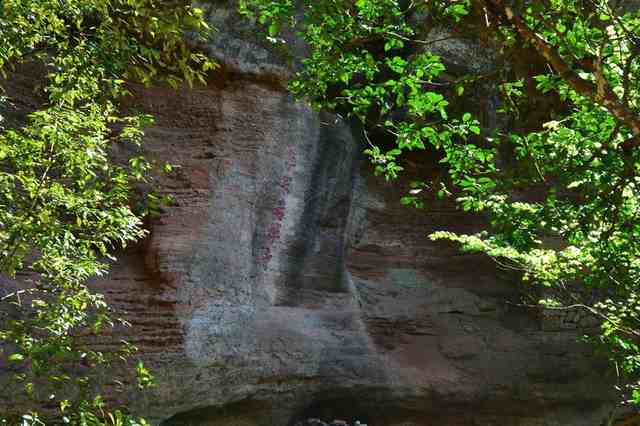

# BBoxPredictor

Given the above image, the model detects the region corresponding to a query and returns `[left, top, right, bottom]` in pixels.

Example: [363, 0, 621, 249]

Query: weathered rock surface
[2, 2, 619, 425]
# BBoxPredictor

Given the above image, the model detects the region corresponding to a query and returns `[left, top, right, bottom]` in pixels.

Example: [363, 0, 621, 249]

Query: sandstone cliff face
[15, 3, 617, 425]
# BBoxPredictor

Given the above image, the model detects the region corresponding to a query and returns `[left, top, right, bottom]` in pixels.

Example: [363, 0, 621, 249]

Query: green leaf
[268, 22, 279, 37]
[8, 353, 24, 362]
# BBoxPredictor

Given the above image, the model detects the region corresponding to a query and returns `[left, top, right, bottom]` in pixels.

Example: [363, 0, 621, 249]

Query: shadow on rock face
[161, 398, 272, 426]
[293, 419, 368, 426]
[159, 386, 614, 426]
[287, 394, 378, 426]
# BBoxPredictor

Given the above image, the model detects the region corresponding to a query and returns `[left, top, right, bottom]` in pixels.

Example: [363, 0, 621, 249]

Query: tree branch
[484, 0, 640, 147]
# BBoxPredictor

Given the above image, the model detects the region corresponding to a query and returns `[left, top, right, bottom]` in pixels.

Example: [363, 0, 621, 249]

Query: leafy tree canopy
[0, 0, 214, 424]
[240, 0, 640, 414]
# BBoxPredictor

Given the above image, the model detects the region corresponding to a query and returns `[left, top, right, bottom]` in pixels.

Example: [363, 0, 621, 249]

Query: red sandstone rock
[1, 3, 617, 425]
